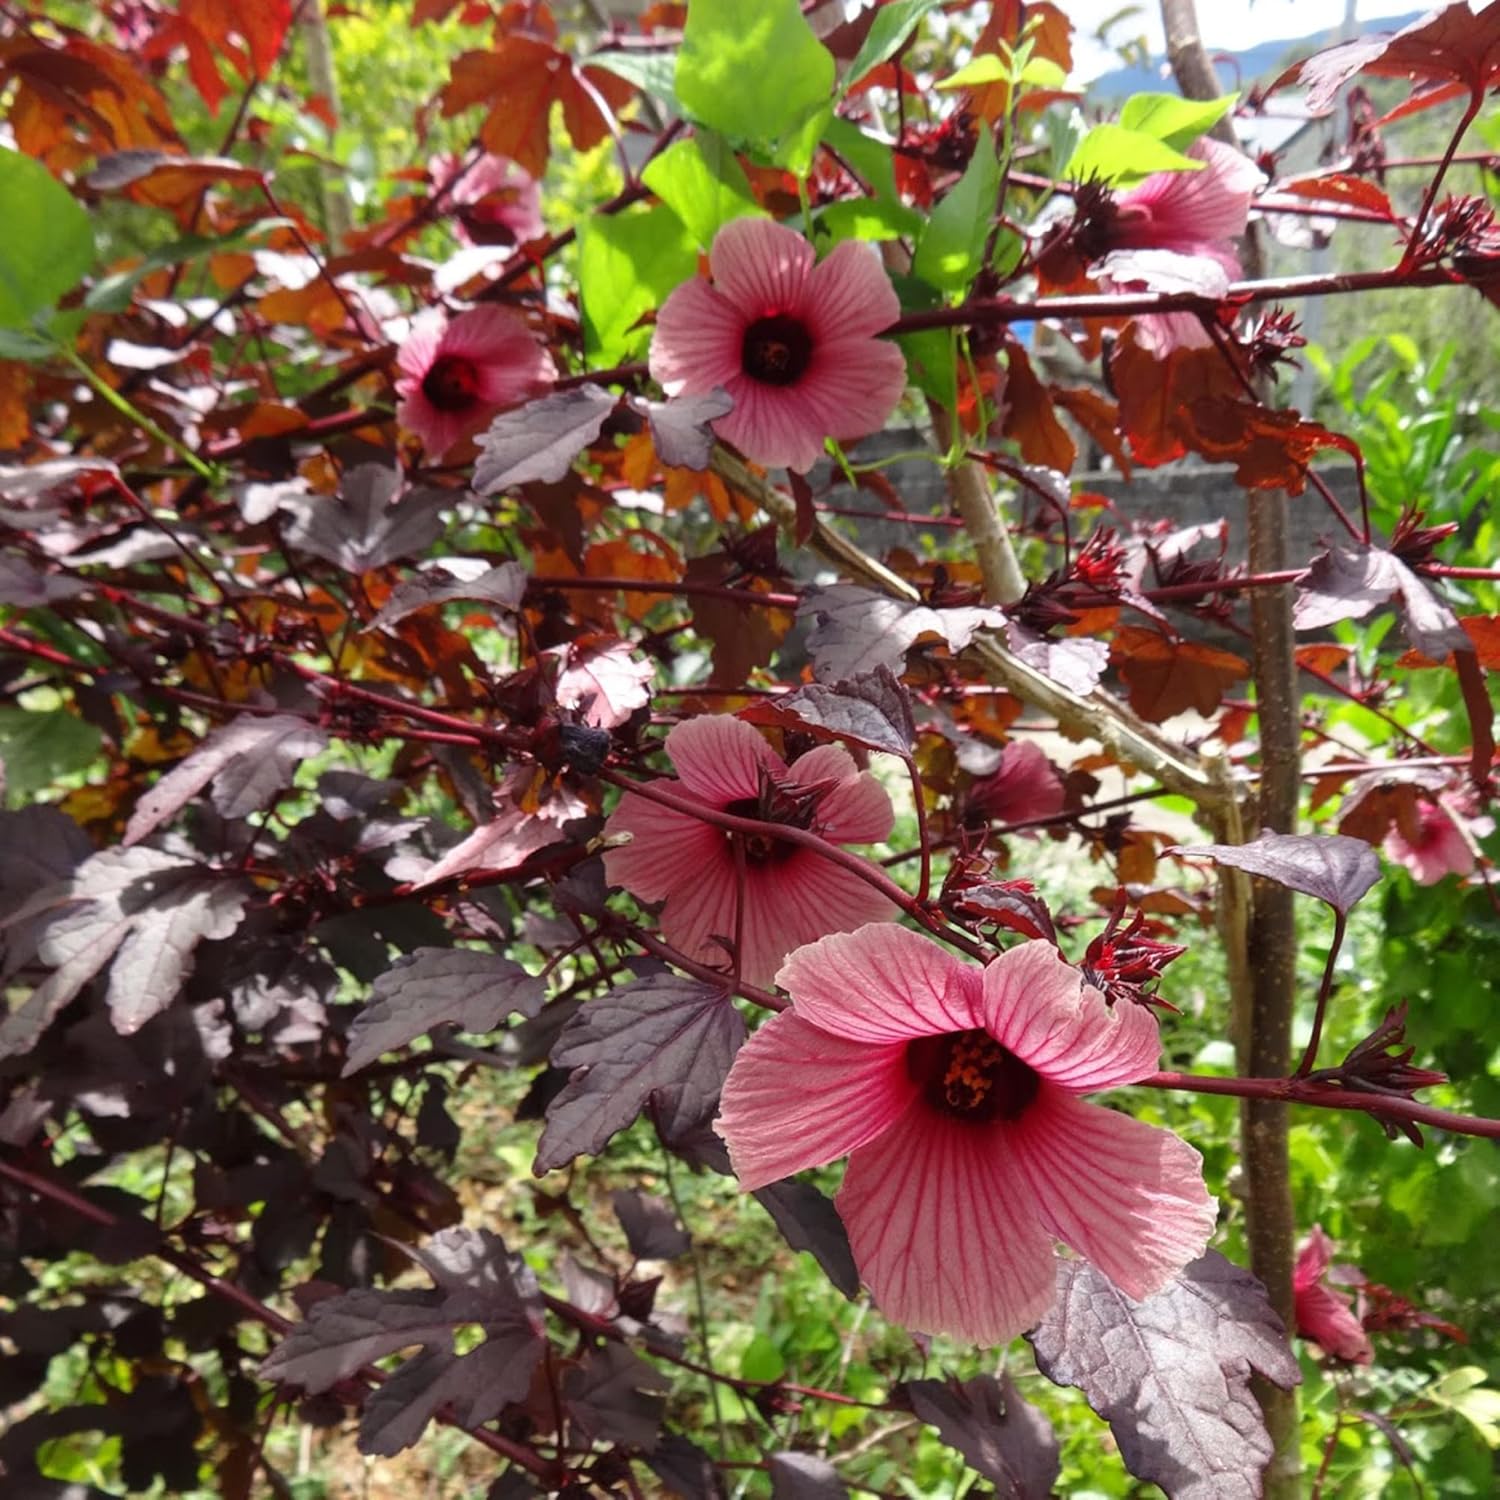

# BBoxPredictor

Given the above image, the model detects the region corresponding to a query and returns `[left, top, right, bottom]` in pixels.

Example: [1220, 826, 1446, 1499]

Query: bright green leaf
[0, 708, 103, 805]
[641, 133, 763, 252]
[0, 147, 94, 330]
[1064, 123, 1205, 187]
[912, 121, 999, 293]
[577, 205, 698, 366]
[677, 0, 834, 146]
[587, 50, 680, 113]
[1119, 91, 1237, 152]
[841, 0, 942, 94]
[936, 53, 1009, 91]
[739, 1333, 786, 1383]
[1427, 1367, 1500, 1447]
[770, 102, 834, 178]
[819, 197, 921, 243]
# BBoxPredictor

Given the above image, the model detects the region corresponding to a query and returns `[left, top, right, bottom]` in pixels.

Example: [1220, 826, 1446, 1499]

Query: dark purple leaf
[534, 976, 745, 1173]
[645, 1434, 725, 1500]
[124, 713, 328, 846]
[0, 554, 87, 607]
[947, 881, 1058, 943]
[1006, 623, 1109, 695]
[0, 848, 252, 1056]
[281, 465, 448, 572]
[563, 1342, 670, 1451]
[261, 1227, 544, 1458]
[342, 948, 545, 1075]
[1026, 1251, 1301, 1500]
[742, 668, 915, 759]
[768, 1452, 849, 1500]
[369, 560, 528, 629]
[612, 1189, 691, 1260]
[802, 584, 1005, 679]
[0, 806, 91, 976]
[473, 384, 618, 492]
[752, 1179, 860, 1299]
[85, 149, 260, 192]
[900, 1372, 1059, 1498]
[1168, 830, 1381, 915]
[1294, 543, 1467, 659]
[643, 388, 734, 470]
[0, 457, 118, 501]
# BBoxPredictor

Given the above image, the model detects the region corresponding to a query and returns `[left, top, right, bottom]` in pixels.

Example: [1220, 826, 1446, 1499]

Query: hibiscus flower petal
[982, 940, 1162, 1090]
[716, 376, 829, 472]
[1296, 1282, 1374, 1364]
[650, 277, 745, 396]
[1006, 1087, 1217, 1302]
[716, 1013, 913, 1188]
[397, 393, 476, 462]
[785, 745, 894, 845]
[603, 791, 724, 902]
[1118, 138, 1263, 250]
[838, 1108, 1057, 1345]
[777, 922, 981, 1042]
[710, 217, 816, 318]
[665, 716, 781, 805]
[796, 335, 908, 448]
[738, 854, 897, 988]
[803, 239, 902, 340]
[655, 838, 742, 972]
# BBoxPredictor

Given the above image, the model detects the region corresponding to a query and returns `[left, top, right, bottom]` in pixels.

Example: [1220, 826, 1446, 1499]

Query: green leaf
[0, 708, 103, 804]
[587, 49, 680, 113]
[642, 133, 763, 251]
[577, 205, 698, 366]
[890, 276, 956, 410]
[0, 147, 94, 329]
[0, 325, 58, 362]
[819, 197, 921, 243]
[1426, 1367, 1500, 1447]
[1119, 91, 1237, 152]
[912, 121, 999, 293]
[936, 53, 1009, 90]
[677, 0, 834, 146]
[841, 0, 942, 94]
[739, 1334, 786, 1383]
[1064, 124, 1205, 188]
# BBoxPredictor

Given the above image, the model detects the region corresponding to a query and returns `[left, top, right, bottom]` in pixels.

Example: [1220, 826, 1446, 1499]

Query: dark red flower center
[741, 314, 813, 387]
[906, 1028, 1040, 1123]
[421, 353, 482, 412]
[723, 795, 801, 866]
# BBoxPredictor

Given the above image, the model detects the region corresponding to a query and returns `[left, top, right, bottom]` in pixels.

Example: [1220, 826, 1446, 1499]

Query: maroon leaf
[612, 1189, 691, 1261]
[752, 1178, 860, 1298]
[645, 1434, 725, 1500]
[1294, 542, 1467, 659]
[281, 465, 448, 573]
[740, 668, 915, 759]
[473, 384, 618, 492]
[0, 554, 87, 606]
[563, 1342, 670, 1451]
[642, 388, 734, 471]
[1169, 830, 1382, 914]
[369, 560, 527, 629]
[342, 948, 545, 1076]
[412, 803, 571, 890]
[768, 1452, 849, 1500]
[802, 584, 1004, 679]
[260, 1227, 544, 1458]
[900, 1372, 1059, 1497]
[1027, 1252, 1300, 1500]
[85, 149, 261, 193]
[535, 976, 746, 1172]
[947, 880, 1058, 943]
[124, 713, 328, 847]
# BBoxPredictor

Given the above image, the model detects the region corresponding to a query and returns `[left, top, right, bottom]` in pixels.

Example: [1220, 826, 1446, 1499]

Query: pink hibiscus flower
[649, 218, 908, 473]
[602, 716, 896, 987]
[1294, 1226, 1374, 1365]
[395, 305, 555, 460]
[716, 924, 1217, 1345]
[1383, 795, 1478, 884]
[968, 740, 1065, 828]
[429, 151, 545, 247]
[1084, 138, 1264, 355]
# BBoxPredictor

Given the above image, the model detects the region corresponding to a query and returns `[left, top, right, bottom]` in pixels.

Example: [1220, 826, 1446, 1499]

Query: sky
[1062, 0, 1430, 80]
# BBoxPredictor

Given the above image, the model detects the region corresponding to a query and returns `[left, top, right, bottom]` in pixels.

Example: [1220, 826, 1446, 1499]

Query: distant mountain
[1087, 10, 1427, 98]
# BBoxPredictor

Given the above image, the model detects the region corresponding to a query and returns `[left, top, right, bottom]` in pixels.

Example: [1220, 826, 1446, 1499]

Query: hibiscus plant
[0, 1, 1497, 1497]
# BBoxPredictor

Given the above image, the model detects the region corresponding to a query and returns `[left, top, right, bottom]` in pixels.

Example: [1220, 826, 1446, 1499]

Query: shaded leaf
[802, 584, 1004, 679]
[281, 465, 447, 573]
[1111, 626, 1248, 722]
[261, 1227, 545, 1458]
[645, 1434, 725, 1500]
[369, 561, 527, 629]
[740, 668, 915, 758]
[535, 976, 746, 1173]
[343, 948, 545, 1076]
[564, 1342, 670, 1451]
[124, 713, 328, 846]
[0, 457, 117, 501]
[612, 1189, 691, 1260]
[0, 554, 87, 606]
[1027, 1252, 1300, 1500]
[473, 386, 618, 493]
[1295, 542, 1467, 660]
[644, 389, 735, 470]
[752, 1179, 860, 1298]
[901, 1372, 1059, 1497]
[768, 1452, 849, 1500]
[1169, 830, 1382, 915]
